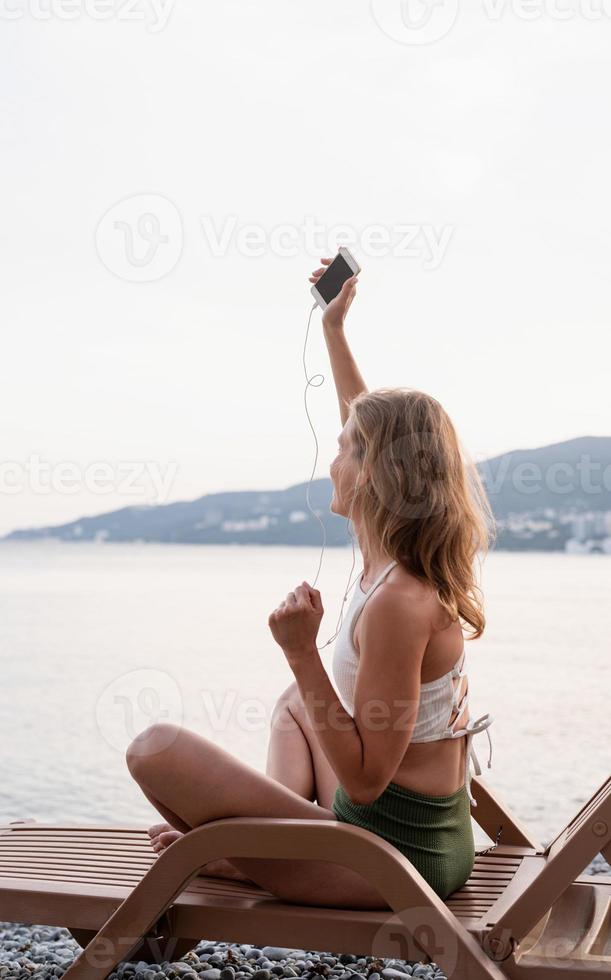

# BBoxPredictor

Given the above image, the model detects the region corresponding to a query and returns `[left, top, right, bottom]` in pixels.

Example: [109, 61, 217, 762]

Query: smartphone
[310, 246, 361, 310]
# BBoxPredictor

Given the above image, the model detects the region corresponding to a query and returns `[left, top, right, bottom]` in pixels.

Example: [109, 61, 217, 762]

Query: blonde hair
[347, 387, 496, 640]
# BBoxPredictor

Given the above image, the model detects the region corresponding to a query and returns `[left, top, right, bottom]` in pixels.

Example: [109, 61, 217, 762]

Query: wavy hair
[347, 387, 496, 639]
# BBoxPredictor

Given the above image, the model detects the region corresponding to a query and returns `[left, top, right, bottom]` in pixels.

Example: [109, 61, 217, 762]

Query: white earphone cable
[302, 300, 363, 651]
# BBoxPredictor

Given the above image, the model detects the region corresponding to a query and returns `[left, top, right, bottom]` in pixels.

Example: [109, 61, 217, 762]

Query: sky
[1, 1, 610, 536]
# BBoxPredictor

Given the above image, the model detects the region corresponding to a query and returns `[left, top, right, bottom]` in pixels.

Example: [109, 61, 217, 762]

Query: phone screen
[315, 253, 355, 304]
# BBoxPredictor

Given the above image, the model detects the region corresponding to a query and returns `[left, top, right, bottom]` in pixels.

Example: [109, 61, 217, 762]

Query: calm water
[0, 542, 609, 850]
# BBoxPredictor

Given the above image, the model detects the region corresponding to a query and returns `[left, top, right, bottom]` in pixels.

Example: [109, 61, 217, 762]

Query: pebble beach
[0, 932, 447, 980]
[1, 855, 609, 980]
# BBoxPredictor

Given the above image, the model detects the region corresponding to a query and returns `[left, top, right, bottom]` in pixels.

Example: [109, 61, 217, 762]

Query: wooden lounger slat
[0, 850, 154, 862]
[0, 830, 513, 913]
[0, 865, 148, 879]
[0, 869, 268, 897]
[0, 833, 152, 845]
[449, 891, 506, 900]
[2, 825, 151, 836]
[469, 871, 517, 880]
[0, 855, 154, 869]
[1, 872, 145, 886]
[0, 846, 154, 857]
[473, 858, 523, 867]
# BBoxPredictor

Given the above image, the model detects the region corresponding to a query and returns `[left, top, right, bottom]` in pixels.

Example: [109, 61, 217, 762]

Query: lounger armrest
[163, 816, 438, 907]
[470, 776, 542, 850]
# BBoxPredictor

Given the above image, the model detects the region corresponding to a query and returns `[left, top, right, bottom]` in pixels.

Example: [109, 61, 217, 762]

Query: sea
[0, 542, 609, 851]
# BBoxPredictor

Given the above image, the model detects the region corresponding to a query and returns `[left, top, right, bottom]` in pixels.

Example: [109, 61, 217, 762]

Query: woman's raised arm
[309, 257, 368, 427]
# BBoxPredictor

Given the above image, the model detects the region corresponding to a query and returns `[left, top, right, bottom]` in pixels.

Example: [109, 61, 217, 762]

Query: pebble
[260, 950, 305, 963]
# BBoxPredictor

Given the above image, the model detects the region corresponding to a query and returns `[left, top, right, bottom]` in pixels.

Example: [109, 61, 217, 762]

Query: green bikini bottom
[332, 779, 475, 900]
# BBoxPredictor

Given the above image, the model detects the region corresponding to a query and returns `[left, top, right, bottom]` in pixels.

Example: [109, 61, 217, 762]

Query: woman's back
[331, 558, 493, 804]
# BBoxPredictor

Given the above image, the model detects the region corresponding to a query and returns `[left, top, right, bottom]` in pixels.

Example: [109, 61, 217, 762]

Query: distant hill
[5, 436, 611, 550]
[5, 480, 344, 546]
[476, 436, 611, 518]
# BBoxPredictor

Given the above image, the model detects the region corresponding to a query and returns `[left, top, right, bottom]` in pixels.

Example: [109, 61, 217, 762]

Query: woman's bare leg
[149, 681, 340, 881]
[149, 680, 339, 859]
[127, 721, 388, 909]
[266, 680, 340, 809]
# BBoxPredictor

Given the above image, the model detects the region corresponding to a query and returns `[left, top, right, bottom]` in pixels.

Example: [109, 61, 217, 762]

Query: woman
[126, 259, 496, 909]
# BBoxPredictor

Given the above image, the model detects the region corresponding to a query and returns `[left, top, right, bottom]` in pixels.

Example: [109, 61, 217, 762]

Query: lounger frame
[1, 774, 609, 980]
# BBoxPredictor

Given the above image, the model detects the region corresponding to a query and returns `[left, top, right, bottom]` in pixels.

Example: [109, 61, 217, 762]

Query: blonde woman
[126, 259, 496, 909]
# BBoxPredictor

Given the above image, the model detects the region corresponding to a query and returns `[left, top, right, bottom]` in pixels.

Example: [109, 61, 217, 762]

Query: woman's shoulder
[359, 566, 462, 672]
[374, 563, 455, 632]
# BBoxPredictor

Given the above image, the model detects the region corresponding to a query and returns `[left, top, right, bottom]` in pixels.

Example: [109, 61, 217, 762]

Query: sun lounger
[0, 773, 609, 980]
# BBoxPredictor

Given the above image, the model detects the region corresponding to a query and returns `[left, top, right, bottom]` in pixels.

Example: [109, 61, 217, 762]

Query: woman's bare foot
[200, 857, 257, 884]
[148, 821, 183, 854]
[147, 822, 255, 884]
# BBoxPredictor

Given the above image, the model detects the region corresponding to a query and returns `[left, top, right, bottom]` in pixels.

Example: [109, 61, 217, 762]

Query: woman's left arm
[268, 583, 429, 806]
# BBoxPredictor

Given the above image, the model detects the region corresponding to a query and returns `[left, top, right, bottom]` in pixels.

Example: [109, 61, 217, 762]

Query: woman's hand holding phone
[309, 257, 358, 331]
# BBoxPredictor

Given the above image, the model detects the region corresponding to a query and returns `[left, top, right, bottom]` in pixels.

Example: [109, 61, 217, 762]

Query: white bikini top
[331, 558, 493, 807]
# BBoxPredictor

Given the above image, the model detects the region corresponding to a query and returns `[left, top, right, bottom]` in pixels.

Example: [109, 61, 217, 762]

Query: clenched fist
[268, 581, 324, 663]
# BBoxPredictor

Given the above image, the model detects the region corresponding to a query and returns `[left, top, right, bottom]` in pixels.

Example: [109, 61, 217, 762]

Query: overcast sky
[1, 1, 610, 535]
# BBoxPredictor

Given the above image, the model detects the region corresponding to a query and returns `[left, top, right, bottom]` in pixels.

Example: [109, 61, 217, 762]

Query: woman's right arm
[310, 258, 369, 427]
